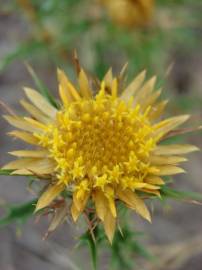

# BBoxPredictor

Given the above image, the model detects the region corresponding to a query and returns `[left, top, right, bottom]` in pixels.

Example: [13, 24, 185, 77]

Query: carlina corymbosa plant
[0, 58, 201, 269]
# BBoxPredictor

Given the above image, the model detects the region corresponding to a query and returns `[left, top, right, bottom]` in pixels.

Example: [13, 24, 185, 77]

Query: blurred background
[0, 0, 202, 269]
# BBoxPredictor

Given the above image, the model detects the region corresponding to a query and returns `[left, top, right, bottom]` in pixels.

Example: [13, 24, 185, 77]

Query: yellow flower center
[36, 90, 158, 191]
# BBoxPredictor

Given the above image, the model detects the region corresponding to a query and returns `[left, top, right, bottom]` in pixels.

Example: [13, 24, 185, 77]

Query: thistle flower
[3, 65, 198, 243]
[100, 0, 154, 28]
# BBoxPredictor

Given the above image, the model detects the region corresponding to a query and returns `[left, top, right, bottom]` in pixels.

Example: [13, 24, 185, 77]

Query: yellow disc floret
[36, 87, 158, 195]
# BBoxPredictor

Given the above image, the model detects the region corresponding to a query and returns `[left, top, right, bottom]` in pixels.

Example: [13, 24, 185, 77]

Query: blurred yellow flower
[101, 0, 154, 28]
[3, 65, 198, 243]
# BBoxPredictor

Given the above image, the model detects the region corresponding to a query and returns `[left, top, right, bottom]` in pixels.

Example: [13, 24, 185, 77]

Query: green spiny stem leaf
[111, 230, 133, 270]
[130, 241, 153, 260]
[110, 226, 152, 270]
[0, 40, 45, 72]
[0, 199, 37, 227]
[79, 230, 97, 270]
[25, 63, 60, 109]
[0, 169, 34, 177]
[161, 186, 202, 202]
[0, 169, 12, 175]
[87, 231, 97, 270]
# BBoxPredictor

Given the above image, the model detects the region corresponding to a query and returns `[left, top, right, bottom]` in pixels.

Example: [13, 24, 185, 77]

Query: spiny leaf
[0, 40, 44, 72]
[25, 63, 59, 109]
[0, 169, 12, 175]
[87, 231, 97, 270]
[110, 225, 153, 270]
[0, 199, 37, 227]
[130, 240, 153, 260]
[79, 230, 98, 270]
[161, 186, 202, 203]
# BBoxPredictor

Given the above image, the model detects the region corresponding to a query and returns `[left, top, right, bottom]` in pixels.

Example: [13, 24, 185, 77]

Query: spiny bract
[3, 65, 198, 242]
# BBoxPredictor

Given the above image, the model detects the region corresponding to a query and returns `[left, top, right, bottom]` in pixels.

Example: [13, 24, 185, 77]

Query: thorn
[73, 50, 81, 75]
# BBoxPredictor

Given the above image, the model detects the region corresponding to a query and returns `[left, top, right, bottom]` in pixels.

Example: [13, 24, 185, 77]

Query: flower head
[101, 0, 154, 28]
[3, 65, 198, 242]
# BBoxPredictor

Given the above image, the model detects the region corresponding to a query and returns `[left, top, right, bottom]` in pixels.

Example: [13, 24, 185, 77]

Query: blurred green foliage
[1, 0, 202, 79]
[0, 199, 37, 227]
[78, 207, 153, 270]
[1, 0, 202, 118]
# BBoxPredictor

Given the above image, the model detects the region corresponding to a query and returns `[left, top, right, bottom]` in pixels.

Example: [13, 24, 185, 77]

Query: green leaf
[0, 40, 44, 72]
[161, 186, 202, 202]
[0, 199, 37, 227]
[130, 240, 153, 260]
[79, 231, 97, 270]
[25, 63, 59, 109]
[111, 233, 133, 270]
[87, 232, 97, 270]
[0, 169, 12, 176]
[110, 225, 153, 270]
